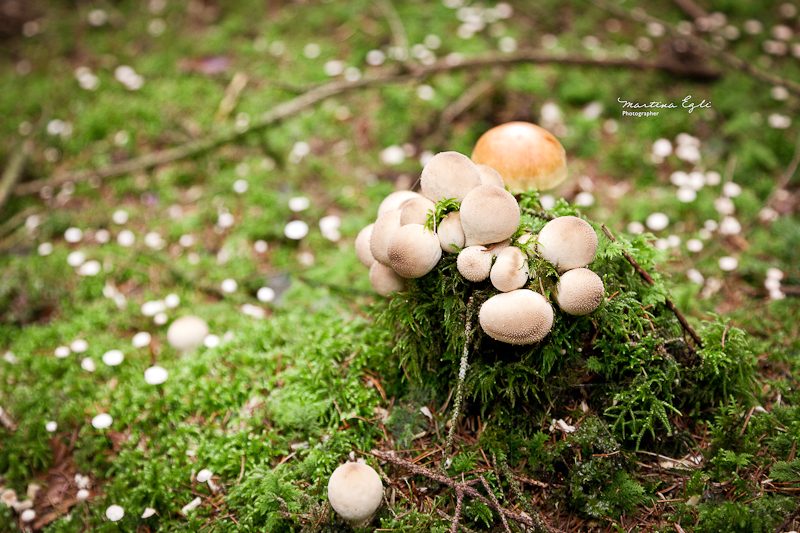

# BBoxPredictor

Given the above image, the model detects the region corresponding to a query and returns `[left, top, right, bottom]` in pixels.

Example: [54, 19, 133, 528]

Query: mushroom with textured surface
[459, 184, 520, 246]
[387, 224, 442, 278]
[377, 190, 421, 218]
[369, 262, 407, 296]
[420, 151, 482, 203]
[489, 246, 530, 292]
[437, 211, 465, 253]
[328, 461, 383, 526]
[478, 289, 554, 344]
[476, 163, 505, 187]
[555, 268, 605, 315]
[355, 223, 376, 268]
[536, 216, 598, 273]
[369, 209, 402, 267]
[399, 196, 436, 226]
[166, 315, 210, 352]
[457, 245, 493, 282]
[471, 121, 568, 192]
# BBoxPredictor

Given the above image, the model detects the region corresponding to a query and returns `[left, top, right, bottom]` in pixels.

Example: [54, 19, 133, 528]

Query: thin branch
[378, 0, 408, 59]
[670, 0, 707, 21]
[0, 140, 32, 210]
[13, 49, 721, 197]
[443, 295, 476, 462]
[774, 502, 800, 533]
[600, 224, 704, 350]
[590, 0, 800, 95]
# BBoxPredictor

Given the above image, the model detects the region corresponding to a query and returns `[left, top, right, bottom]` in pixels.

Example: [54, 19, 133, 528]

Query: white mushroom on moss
[489, 246, 530, 292]
[377, 190, 421, 218]
[457, 245, 493, 282]
[471, 121, 568, 192]
[555, 268, 605, 315]
[399, 196, 436, 226]
[536, 216, 598, 273]
[355, 223, 376, 268]
[327, 461, 383, 526]
[166, 315, 210, 352]
[478, 289, 554, 344]
[437, 211, 465, 253]
[369, 209, 402, 267]
[387, 223, 442, 278]
[475, 163, 505, 188]
[420, 151, 482, 203]
[369, 262, 407, 296]
[460, 184, 520, 246]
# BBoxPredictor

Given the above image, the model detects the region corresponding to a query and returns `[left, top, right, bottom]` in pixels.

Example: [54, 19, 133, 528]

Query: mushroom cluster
[355, 122, 605, 346]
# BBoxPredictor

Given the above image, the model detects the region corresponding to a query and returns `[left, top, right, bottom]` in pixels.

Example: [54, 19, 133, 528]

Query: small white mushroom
[476, 164, 505, 187]
[489, 246, 530, 292]
[478, 289, 554, 344]
[555, 268, 605, 315]
[399, 196, 436, 226]
[457, 245, 493, 282]
[369, 209, 402, 267]
[166, 315, 210, 352]
[377, 190, 421, 218]
[471, 121, 568, 192]
[420, 151, 482, 203]
[459, 184, 520, 246]
[536, 216, 598, 273]
[387, 224, 442, 278]
[355, 223, 376, 268]
[328, 461, 383, 526]
[437, 211, 465, 253]
[369, 262, 407, 296]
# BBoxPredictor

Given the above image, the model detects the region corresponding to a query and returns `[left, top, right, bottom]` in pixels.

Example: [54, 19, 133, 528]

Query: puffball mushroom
[476, 163, 504, 188]
[460, 184, 520, 246]
[370, 209, 402, 267]
[457, 245, 493, 282]
[536, 216, 598, 273]
[399, 196, 436, 226]
[388, 224, 442, 278]
[166, 315, 210, 351]
[437, 211, 465, 253]
[377, 190, 421, 218]
[555, 268, 605, 315]
[490, 246, 530, 292]
[369, 262, 407, 296]
[420, 151, 482, 203]
[479, 289, 554, 344]
[327, 461, 383, 526]
[355, 223, 376, 268]
[471, 121, 568, 192]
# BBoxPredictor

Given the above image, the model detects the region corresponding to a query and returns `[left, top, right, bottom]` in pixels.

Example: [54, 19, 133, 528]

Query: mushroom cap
[166, 315, 209, 351]
[486, 238, 512, 256]
[377, 190, 422, 218]
[388, 223, 442, 278]
[369, 262, 407, 296]
[355, 223, 376, 268]
[370, 209, 402, 267]
[460, 184, 520, 246]
[328, 462, 383, 525]
[420, 151, 482, 203]
[555, 268, 605, 315]
[536, 216, 598, 273]
[457, 245, 493, 282]
[478, 289, 554, 344]
[437, 211, 465, 253]
[489, 246, 530, 292]
[471, 122, 567, 192]
[476, 164, 505, 188]
[399, 196, 436, 226]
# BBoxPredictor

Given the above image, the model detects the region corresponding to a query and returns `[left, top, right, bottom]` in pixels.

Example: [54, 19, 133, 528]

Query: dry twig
[0, 140, 32, 210]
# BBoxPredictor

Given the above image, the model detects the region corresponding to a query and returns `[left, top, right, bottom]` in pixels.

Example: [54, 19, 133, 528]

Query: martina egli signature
[617, 95, 711, 117]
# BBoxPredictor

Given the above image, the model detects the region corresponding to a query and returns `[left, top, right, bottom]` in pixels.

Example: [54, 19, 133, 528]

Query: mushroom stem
[442, 295, 475, 463]
[600, 224, 703, 350]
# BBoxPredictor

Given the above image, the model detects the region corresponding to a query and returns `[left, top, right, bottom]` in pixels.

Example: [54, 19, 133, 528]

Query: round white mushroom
[555, 268, 605, 315]
[457, 245, 493, 282]
[489, 246, 530, 292]
[478, 289, 554, 344]
[328, 461, 383, 526]
[475, 164, 505, 188]
[369, 209, 402, 267]
[420, 151, 482, 203]
[399, 196, 436, 226]
[536, 216, 598, 273]
[369, 262, 407, 296]
[437, 211, 465, 253]
[355, 223, 376, 268]
[387, 224, 442, 278]
[459, 184, 520, 246]
[377, 190, 421, 218]
[166, 315, 210, 352]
